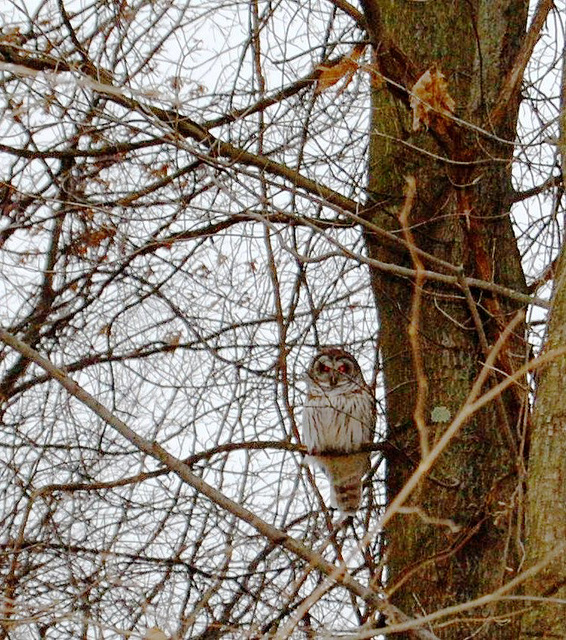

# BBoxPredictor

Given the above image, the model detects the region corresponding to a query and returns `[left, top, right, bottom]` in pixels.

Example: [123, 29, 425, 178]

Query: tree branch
[490, 0, 555, 128]
[325, 0, 366, 28]
[510, 174, 562, 203]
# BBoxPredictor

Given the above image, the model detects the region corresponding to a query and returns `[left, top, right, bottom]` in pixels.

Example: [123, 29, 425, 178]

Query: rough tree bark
[519, 49, 566, 639]
[361, 1, 530, 637]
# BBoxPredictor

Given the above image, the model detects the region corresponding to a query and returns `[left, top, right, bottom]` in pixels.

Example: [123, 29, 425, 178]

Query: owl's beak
[329, 370, 338, 386]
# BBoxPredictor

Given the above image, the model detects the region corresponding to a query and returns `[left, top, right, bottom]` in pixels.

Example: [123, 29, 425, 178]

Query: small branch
[325, 0, 366, 27]
[302, 221, 550, 309]
[387, 516, 485, 598]
[457, 270, 519, 460]
[490, 0, 555, 128]
[510, 174, 562, 203]
[10, 441, 392, 498]
[203, 43, 371, 130]
[0, 140, 163, 159]
[527, 256, 560, 294]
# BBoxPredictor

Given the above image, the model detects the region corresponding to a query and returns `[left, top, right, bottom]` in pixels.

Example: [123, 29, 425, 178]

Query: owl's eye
[319, 363, 330, 372]
[338, 363, 348, 373]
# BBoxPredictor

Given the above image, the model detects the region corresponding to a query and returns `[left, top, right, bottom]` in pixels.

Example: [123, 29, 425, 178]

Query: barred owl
[302, 348, 375, 514]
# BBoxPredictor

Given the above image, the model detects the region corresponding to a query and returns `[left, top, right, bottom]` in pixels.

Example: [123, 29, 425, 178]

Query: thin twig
[398, 176, 429, 456]
[457, 269, 518, 459]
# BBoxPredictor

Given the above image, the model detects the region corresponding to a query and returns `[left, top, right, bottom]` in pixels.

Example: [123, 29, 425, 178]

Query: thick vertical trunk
[361, 1, 528, 637]
[519, 52, 566, 639]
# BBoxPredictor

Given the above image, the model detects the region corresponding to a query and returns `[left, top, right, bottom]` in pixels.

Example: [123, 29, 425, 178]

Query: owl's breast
[302, 389, 372, 453]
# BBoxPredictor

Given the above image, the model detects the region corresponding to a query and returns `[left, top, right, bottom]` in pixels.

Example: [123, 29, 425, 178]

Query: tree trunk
[361, 1, 529, 637]
[519, 50, 566, 639]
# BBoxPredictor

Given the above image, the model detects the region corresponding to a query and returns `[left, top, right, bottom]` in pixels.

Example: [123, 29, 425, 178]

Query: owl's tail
[318, 452, 370, 515]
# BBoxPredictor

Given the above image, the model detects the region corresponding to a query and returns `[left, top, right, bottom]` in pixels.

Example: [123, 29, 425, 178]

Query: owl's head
[306, 347, 364, 390]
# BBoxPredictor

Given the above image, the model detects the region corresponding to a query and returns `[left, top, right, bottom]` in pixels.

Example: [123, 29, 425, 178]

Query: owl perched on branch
[302, 348, 375, 514]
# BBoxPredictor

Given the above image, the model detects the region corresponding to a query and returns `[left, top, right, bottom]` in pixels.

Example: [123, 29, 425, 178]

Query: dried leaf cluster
[315, 44, 366, 94]
[410, 67, 456, 131]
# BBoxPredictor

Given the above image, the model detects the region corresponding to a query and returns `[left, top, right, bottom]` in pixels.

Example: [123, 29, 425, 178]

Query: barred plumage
[302, 348, 375, 514]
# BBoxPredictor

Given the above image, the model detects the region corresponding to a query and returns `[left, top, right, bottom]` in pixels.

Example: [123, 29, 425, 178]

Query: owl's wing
[361, 385, 376, 443]
[301, 400, 318, 453]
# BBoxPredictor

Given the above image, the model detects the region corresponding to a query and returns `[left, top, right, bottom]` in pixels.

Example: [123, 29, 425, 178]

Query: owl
[302, 348, 375, 514]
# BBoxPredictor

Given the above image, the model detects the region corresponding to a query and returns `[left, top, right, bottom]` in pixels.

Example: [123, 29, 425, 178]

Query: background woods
[0, 1, 564, 638]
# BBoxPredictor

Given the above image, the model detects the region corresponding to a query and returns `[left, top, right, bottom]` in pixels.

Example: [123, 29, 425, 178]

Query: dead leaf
[99, 324, 111, 336]
[410, 67, 456, 131]
[315, 44, 366, 95]
[164, 331, 182, 347]
[150, 163, 170, 179]
[70, 226, 116, 257]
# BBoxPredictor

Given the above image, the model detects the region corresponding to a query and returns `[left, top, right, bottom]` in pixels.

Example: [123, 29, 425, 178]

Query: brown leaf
[98, 324, 111, 336]
[164, 331, 182, 347]
[410, 67, 456, 131]
[315, 44, 366, 94]
[150, 163, 170, 179]
[69, 225, 116, 257]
